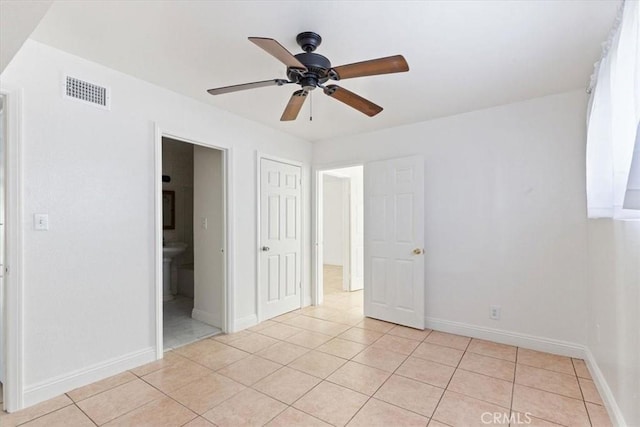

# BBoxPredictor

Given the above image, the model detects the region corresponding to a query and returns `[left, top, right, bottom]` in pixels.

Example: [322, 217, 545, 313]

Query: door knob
[261, 246, 270, 252]
[412, 248, 424, 255]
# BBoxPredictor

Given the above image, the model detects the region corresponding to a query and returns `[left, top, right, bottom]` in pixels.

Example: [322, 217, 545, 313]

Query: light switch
[201, 217, 208, 230]
[34, 214, 49, 231]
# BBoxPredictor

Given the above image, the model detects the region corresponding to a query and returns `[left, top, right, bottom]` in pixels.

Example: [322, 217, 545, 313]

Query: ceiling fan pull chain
[309, 91, 313, 122]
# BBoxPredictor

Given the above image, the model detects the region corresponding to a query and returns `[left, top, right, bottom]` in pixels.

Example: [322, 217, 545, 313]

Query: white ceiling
[28, 0, 619, 142]
[0, 0, 52, 73]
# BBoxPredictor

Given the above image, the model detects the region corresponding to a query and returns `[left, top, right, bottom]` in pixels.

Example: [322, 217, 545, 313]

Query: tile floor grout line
[572, 354, 594, 427]
[72, 401, 99, 426]
[509, 347, 518, 426]
[344, 327, 436, 425]
[428, 338, 472, 425]
[9, 401, 76, 427]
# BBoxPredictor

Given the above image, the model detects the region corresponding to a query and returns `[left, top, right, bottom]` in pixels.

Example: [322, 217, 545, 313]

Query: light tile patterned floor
[164, 296, 221, 350]
[1, 269, 612, 426]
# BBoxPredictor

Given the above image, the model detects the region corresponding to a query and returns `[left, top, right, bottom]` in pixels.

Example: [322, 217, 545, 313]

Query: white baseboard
[583, 348, 626, 427]
[22, 347, 155, 409]
[233, 314, 258, 332]
[425, 317, 586, 359]
[192, 308, 222, 328]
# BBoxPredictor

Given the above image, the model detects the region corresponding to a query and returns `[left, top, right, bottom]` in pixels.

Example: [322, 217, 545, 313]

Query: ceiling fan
[207, 32, 409, 121]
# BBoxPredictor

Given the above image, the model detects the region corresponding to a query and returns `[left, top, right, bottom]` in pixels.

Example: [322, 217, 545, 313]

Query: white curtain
[586, 0, 640, 219]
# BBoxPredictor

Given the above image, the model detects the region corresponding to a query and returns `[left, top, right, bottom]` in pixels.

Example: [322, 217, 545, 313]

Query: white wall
[586, 219, 640, 427]
[314, 90, 589, 347]
[323, 175, 345, 266]
[193, 146, 224, 328]
[0, 40, 312, 408]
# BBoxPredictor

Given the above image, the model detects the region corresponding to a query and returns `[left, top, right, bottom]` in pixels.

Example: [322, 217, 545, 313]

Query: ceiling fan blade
[281, 90, 308, 121]
[323, 85, 383, 117]
[330, 55, 409, 80]
[249, 37, 307, 70]
[207, 79, 289, 95]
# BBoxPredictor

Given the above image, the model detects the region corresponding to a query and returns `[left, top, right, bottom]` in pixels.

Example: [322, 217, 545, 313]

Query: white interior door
[364, 155, 425, 329]
[260, 158, 302, 320]
[349, 169, 364, 291]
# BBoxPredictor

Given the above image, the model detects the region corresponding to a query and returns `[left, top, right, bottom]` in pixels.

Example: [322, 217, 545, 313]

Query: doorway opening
[318, 166, 364, 309]
[160, 136, 225, 350]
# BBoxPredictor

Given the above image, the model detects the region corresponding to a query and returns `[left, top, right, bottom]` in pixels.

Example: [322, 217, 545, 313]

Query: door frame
[312, 162, 364, 306]
[154, 125, 233, 359]
[1, 86, 24, 412]
[256, 153, 304, 323]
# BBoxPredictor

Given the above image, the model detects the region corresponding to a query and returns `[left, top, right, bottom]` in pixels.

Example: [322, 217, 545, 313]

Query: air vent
[64, 76, 110, 109]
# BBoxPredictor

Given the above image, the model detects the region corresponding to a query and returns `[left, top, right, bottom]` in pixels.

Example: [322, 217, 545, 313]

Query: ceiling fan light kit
[207, 31, 409, 121]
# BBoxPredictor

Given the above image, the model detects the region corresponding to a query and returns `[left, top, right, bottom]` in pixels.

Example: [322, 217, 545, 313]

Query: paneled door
[364, 155, 425, 329]
[260, 158, 302, 320]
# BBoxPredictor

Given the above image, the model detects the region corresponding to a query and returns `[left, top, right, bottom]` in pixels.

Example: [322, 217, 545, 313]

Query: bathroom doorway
[317, 166, 364, 306]
[159, 136, 226, 350]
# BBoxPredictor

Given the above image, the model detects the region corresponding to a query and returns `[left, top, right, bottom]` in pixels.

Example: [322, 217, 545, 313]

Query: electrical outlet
[490, 305, 501, 320]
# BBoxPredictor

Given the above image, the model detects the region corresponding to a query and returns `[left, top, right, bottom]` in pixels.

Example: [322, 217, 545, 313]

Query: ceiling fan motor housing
[288, 52, 331, 90]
